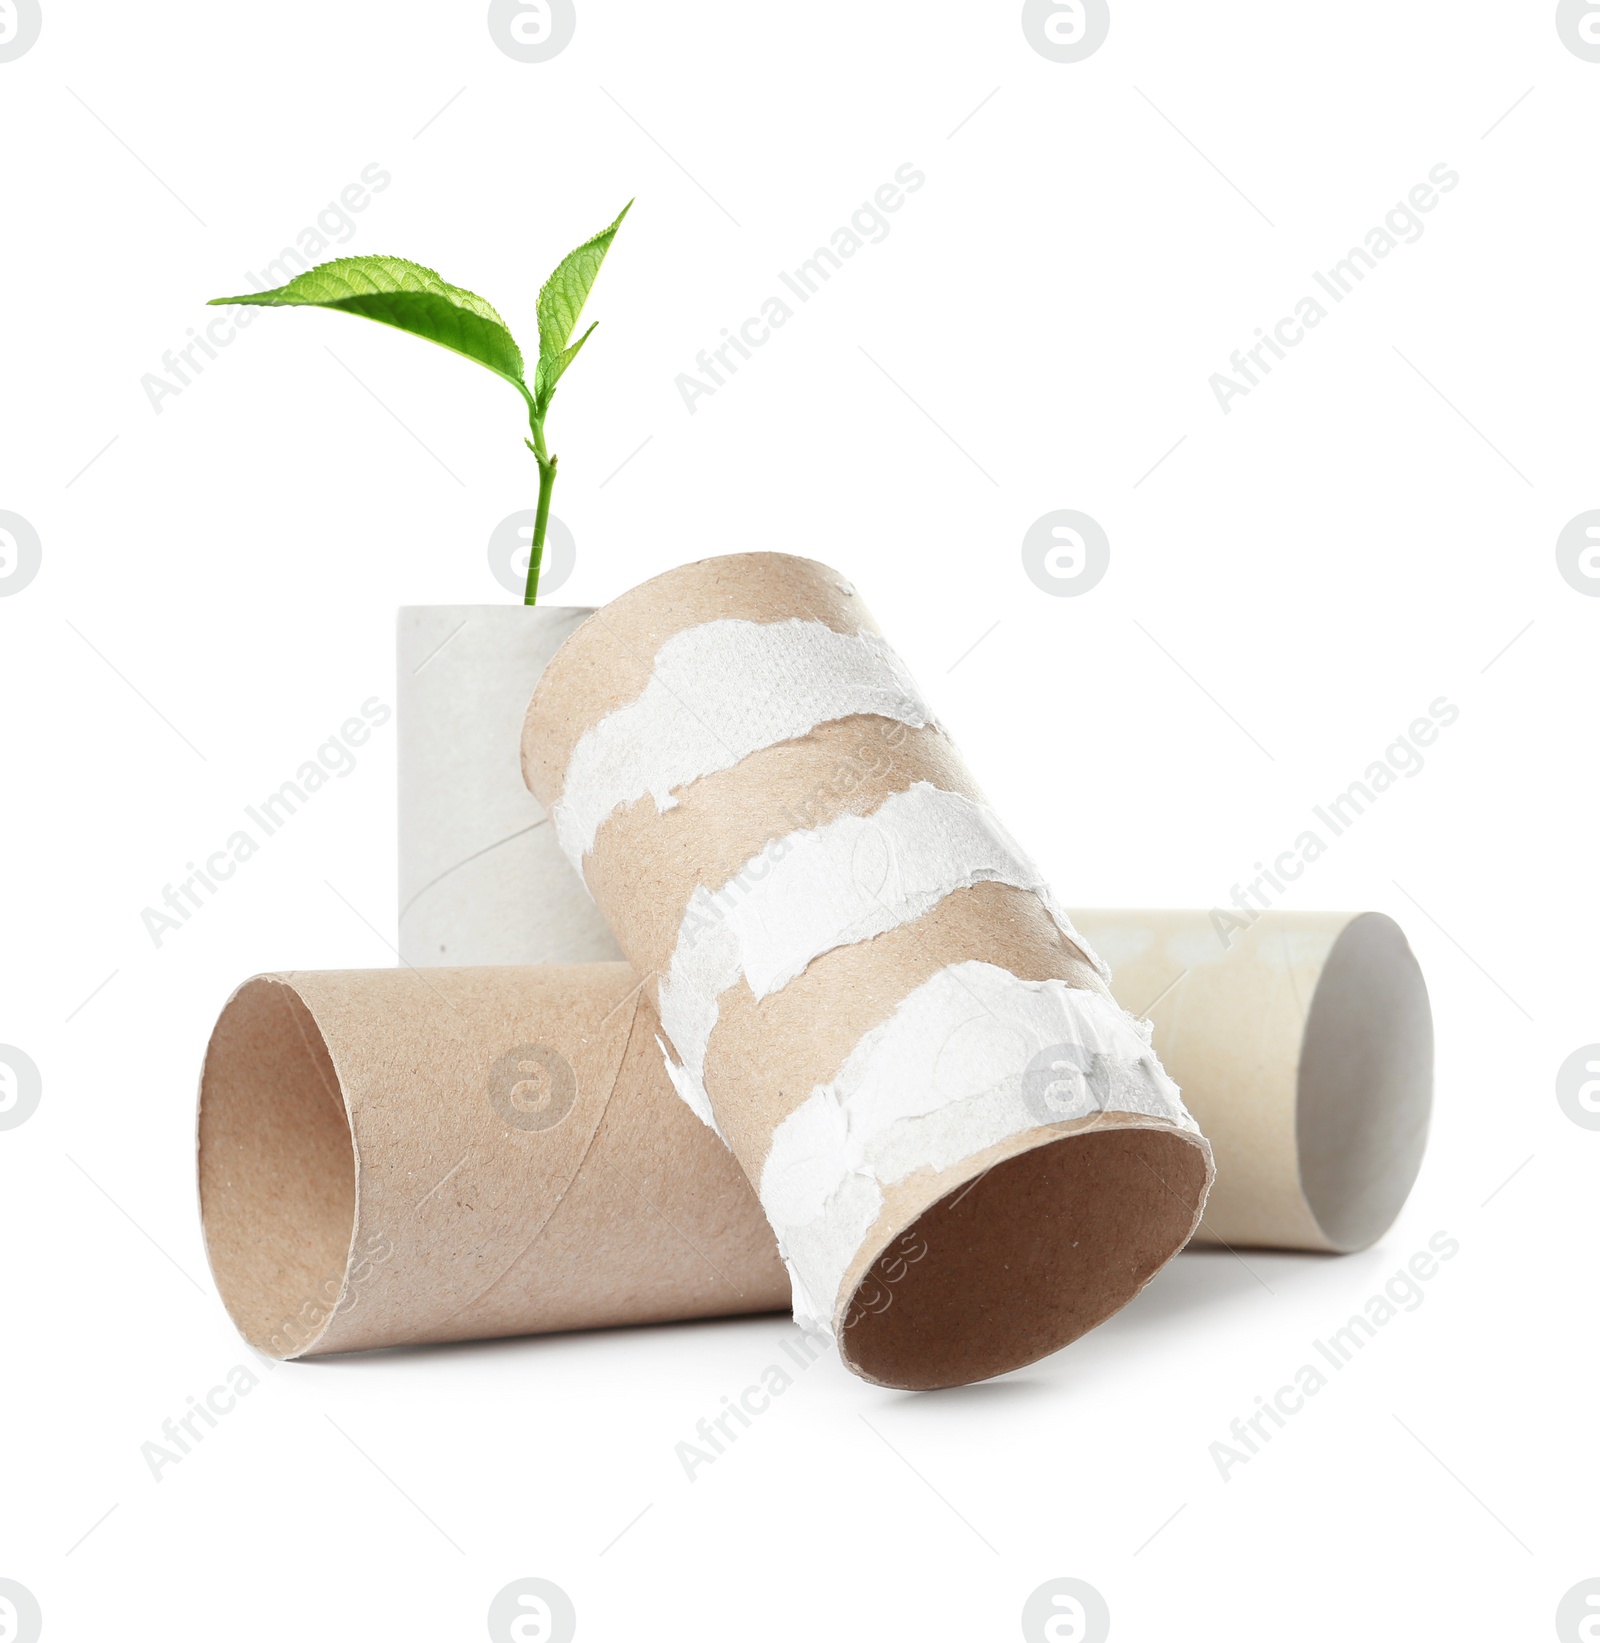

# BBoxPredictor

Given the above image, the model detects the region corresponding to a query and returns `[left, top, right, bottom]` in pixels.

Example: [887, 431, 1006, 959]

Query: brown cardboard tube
[389, 643, 1433, 1265]
[520, 553, 1213, 1389]
[197, 964, 789, 1358]
[197, 913, 1431, 1362]
[1072, 909, 1432, 1252]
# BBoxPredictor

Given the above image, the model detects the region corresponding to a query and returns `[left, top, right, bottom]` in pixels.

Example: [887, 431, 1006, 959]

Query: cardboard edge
[832, 1112, 1215, 1389]
[1295, 911, 1435, 1254]
[519, 551, 871, 808]
[197, 973, 362, 1361]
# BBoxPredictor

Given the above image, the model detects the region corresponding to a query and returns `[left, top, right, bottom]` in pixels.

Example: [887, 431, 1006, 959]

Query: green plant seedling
[210, 201, 630, 603]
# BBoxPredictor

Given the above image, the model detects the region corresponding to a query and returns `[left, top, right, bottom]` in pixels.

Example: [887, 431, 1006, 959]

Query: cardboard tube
[382, 872, 1436, 1262]
[197, 964, 789, 1358]
[521, 553, 1213, 1389]
[391, 632, 1431, 1265]
[397, 606, 621, 967]
[1072, 909, 1432, 1252]
[197, 914, 1432, 1361]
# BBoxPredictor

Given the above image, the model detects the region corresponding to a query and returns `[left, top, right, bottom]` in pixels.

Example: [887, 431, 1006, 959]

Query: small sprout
[210, 201, 631, 604]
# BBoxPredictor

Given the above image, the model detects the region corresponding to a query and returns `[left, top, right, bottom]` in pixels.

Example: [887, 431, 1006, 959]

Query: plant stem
[524, 417, 556, 605]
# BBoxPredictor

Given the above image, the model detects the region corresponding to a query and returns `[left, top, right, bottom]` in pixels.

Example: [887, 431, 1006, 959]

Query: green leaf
[533, 201, 631, 412]
[210, 255, 531, 407]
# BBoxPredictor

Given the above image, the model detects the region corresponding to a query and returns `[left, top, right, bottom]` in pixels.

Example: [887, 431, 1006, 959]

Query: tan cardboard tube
[520, 553, 1213, 1389]
[1073, 909, 1432, 1253]
[388, 668, 1432, 1259]
[197, 964, 789, 1358]
[197, 913, 1431, 1360]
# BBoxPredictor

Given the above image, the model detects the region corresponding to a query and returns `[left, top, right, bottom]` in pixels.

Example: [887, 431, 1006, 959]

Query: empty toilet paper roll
[383, 862, 1435, 1261]
[391, 633, 1430, 1267]
[197, 920, 1433, 1362]
[521, 552, 1213, 1389]
[197, 964, 789, 1358]
[398, 606, 621, 967]
[1074, 909, 1432, 1252]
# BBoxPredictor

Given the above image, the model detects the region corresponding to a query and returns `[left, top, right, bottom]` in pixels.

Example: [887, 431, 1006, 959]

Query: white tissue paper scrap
[552, 618, 934, 864]
[758, 961, 1197, 1332]
[655, 782, 1106, 1129]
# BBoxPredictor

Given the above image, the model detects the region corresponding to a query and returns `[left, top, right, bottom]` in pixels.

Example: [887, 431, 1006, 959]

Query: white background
[2, 2, 1596, 1638]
